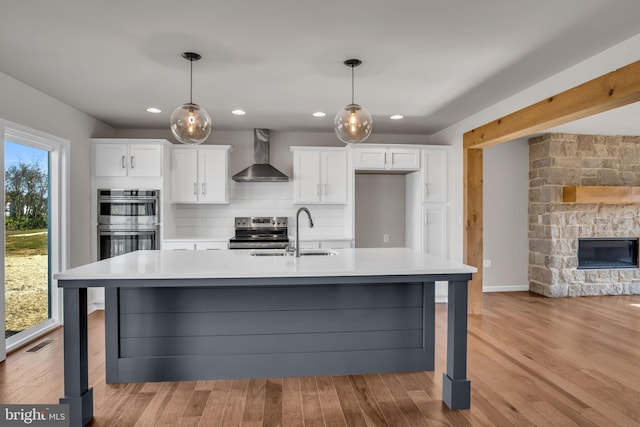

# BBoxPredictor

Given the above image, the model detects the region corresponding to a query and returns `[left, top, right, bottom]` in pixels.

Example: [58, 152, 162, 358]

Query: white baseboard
[483, 285, 529, 293]
[88, 302, 104, 313]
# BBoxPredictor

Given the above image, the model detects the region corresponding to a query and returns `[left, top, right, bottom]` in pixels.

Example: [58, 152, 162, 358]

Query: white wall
[482, 139, 529, 291]
[355, 174, 406, 248]
[0, 72, 115, 268]
[430, 33, 640, 288]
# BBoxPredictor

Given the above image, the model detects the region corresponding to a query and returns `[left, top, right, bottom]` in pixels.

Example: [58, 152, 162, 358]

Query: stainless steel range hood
[232, 129, 289, 182]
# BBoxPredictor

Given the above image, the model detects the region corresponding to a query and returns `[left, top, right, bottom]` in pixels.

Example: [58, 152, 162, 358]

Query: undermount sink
[250, 250, 292, 257]
[249, 249, 337, 257]
[299, 249, 337, 256]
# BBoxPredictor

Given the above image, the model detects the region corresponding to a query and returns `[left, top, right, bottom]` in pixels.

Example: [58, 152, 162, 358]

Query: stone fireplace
[529, 133, 640, 297]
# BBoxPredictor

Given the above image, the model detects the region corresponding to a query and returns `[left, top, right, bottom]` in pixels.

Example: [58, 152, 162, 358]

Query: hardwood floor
[1, 291, 639, 426]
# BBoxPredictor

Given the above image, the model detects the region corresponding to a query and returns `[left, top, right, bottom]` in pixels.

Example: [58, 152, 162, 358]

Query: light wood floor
[1, 291, 639, 426]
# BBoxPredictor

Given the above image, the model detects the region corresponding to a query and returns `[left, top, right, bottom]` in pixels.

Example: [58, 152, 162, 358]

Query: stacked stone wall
[529, 133, 640, 297]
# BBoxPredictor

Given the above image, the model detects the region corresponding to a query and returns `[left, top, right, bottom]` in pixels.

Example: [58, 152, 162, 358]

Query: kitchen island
[56, 248, 476, 426]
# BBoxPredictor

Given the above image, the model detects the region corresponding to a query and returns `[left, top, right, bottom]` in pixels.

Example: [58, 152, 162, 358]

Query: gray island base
[55, 249, 476, 426]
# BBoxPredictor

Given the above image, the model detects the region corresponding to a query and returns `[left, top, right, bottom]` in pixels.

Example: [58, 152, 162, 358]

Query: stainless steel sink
[299, 249, 337, 256]
[249, 249, 336, 257]
[249, 250, 292, 256]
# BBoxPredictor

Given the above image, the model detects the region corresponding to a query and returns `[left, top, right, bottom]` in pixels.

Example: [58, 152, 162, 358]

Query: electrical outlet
[383, 234, 389, 243]
[483, 259, 492, 268]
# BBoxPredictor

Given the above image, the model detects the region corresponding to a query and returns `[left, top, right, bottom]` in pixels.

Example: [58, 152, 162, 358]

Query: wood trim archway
[462, 60, 640, 313]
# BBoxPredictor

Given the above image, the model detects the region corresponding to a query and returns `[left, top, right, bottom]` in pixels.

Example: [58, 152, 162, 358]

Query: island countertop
[57, 247, 476, 426]
[55, 248, 477, 282]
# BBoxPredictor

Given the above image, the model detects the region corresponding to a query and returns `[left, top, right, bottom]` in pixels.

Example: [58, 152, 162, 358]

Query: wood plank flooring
[1, 291, 639, 426]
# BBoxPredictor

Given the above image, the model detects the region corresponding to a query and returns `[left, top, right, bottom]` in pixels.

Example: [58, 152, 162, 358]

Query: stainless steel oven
[98, 189, 159, 226]
[229, 217, 289, 249]
[97, 189, 160, 260]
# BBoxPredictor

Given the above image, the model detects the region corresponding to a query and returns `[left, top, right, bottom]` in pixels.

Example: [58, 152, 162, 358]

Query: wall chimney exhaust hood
[232, 129, 289, 182]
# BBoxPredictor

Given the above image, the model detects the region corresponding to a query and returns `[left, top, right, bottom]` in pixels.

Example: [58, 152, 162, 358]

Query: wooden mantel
[562, 186, 640, 204]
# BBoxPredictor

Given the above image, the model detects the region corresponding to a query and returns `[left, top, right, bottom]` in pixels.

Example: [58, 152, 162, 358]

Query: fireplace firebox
[577, 238, 639, 269]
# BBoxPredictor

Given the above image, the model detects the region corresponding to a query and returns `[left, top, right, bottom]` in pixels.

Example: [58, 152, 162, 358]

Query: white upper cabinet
[93, 140, 163, 177]
[422, 148, 448, 203]
[353, 147, 420, 171]
[423, 204, 448, 258]
[170, 146, 231, 204]
[292, 148, 348, 204]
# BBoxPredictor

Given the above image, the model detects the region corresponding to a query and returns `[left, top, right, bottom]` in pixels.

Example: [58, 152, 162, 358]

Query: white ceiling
[2, 0, 640, 136]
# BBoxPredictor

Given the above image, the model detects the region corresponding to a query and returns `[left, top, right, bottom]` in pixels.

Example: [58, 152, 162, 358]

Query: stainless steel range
[229, 217, 289, 249]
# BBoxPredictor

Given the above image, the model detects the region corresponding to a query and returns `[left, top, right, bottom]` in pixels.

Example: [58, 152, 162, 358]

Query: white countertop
[55, 248, 476, 281]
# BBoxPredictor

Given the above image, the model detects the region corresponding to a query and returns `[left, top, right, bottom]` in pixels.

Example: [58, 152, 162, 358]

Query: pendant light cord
[351, 65, 355, 105]
[189, 58, 193, 104]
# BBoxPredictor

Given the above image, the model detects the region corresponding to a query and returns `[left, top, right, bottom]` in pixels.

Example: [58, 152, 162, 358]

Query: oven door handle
[98, 197, 158, 203]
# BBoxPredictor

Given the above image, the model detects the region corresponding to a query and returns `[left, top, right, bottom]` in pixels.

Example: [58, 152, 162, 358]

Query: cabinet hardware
[130, 156, 135, 169]
[317, 183, 321, 197]
[121, 155, 126, 169]
[202, 183, 206, 195]
[193, 183, 197, 195]
[324, 184, 328, 196]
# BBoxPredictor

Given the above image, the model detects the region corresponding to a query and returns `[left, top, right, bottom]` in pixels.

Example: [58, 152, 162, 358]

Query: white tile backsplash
[171, 181, 349, 240]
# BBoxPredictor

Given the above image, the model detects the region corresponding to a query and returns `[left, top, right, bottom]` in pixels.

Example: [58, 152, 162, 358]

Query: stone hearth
[529, 133, 640, 297]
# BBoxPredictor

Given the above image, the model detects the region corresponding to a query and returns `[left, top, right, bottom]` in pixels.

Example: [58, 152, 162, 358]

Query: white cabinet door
[94, 142, 163, 177]
[128, 144, 163, 177]
[354, 148, 419, 171]
[423, 149, 448, 203]
[423, 205, 447, 258]
[354, 149, 387, 170]
[94, 143, 128, 177]
[198, 149, 228, 203]
[321, 151, 348, 204]
[294, 149, 348, 204]
[293, 150, 322, 203]
[171, 147, 230, 204]
[195, 241, 228, 250]
[319, 240, 353, 249]
[162, 241, 196, 250]
[171, 149, 199, 203]
[389, 149, 420, 171]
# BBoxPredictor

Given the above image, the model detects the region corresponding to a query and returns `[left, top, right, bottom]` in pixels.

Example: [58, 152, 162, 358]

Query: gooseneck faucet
[295, 207, 314, 257]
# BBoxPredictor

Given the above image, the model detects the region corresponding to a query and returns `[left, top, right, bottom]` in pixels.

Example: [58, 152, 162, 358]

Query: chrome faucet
[294, 207, 314, 257]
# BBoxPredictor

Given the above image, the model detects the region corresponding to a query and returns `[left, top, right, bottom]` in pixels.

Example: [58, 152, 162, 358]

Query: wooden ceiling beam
[463, 60, 640, 149]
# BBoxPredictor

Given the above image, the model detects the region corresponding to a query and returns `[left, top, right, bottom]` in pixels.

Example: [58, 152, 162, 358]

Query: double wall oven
[97, 189, 160, 260]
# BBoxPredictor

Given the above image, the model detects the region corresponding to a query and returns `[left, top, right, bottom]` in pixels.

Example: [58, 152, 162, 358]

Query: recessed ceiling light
[313, 112, 326, 117]
[232, 109, 246, 115]
[390, 114, 404, 120]
[146, 107, 162, 114]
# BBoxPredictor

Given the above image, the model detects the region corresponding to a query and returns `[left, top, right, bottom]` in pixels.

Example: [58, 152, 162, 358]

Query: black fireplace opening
[577, 238, 639, 269]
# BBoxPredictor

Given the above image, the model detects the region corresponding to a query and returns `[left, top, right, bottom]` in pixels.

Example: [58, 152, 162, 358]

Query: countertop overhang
[55, 248, 477, 285]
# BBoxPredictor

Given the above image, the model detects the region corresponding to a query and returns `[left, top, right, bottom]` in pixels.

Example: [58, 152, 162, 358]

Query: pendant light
[170, 52, 212, 145]
[334, 59, 373, 144]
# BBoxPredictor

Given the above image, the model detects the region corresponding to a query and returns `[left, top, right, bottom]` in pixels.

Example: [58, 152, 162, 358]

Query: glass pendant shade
[334, 103, 373, 144]
[170, 52, 212, 145]
[170, 102, 212, 145]
[334, 59, 372, 144]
